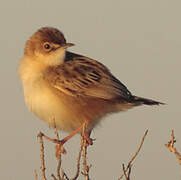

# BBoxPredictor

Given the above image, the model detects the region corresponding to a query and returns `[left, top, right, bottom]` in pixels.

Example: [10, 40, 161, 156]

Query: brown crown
[24, 27, 66, 56]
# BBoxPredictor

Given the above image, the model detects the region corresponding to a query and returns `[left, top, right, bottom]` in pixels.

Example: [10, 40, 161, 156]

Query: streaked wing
[45, 52, 132, 100]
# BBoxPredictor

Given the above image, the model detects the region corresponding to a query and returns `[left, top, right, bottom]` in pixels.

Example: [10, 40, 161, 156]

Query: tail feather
[132, 96, 165, 106]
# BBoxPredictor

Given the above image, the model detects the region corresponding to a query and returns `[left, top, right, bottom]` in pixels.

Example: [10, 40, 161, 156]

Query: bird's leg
[58, 122, 95, 146]
[38, 123, 94, 154]
[81, 123, 95, 145]
[60, 125, 84, 144]
[82, 131, 94, 145]
[58, 123, 95, 146]
[40, 125, 83, 146]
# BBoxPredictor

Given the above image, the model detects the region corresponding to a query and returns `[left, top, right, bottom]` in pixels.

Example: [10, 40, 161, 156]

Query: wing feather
[45, 53, 132, 100]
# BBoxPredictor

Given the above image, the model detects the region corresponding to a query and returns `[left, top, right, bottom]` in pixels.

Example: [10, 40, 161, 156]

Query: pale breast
[19, 57, 79, 131]
[23, 80, 114, 132]
[24, 81, 74, 130]
[19, 57, 116, 132]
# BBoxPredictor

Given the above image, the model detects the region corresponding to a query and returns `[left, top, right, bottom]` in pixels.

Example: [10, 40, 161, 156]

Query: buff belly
[23, 82, 116, 132]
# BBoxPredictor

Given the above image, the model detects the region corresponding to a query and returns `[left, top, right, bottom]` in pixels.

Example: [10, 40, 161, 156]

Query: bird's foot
[83, 133, 96, 145]
[38, 132, 67, 154]
[55, 143, 66, 156]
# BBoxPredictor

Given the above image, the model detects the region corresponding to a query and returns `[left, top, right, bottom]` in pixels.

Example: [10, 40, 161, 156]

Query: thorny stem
[51, 174, 58, 180]
[82, 123, 91, 180]
[38, 132, 47, 180]
[118, 130, 148, 180]
[53, 121, 62, 180]
[165, 130, 181, 165]
[71, 136, 84, 180]
[34, 169, 38, 180]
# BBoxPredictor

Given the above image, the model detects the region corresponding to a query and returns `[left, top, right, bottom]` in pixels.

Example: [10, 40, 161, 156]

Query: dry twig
[36, 121, 93, 180]
[38, 132, 47, 180]
[122, 163, 132, 180]
[82, 139, 90, 180]
[61, 170, 70, 180]
[53, 120, 63, 180]
[71, 136, 84, 180]
[165, 130, 181, 165]
[127, 164, 132, 179]
[34, 169, 38, 180]
[51, 174, 58, 180]
[81, 123, 91, 180]
[118, 129, 148, 180]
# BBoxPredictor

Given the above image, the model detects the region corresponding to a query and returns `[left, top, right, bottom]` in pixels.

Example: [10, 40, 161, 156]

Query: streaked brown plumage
[18, 27, 163, 144]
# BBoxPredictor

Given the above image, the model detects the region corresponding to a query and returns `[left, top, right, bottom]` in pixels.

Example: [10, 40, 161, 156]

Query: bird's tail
[131, 96, 165, 106]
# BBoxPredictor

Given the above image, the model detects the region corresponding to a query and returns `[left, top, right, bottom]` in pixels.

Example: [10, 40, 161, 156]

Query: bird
[18, 27, 163, 146]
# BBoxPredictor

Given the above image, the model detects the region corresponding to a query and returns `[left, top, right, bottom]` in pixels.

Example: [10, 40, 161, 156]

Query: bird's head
[24, 27, 74, 66]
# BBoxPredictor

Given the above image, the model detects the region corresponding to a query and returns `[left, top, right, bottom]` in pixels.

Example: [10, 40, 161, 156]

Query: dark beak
[62, 43, 75, 49]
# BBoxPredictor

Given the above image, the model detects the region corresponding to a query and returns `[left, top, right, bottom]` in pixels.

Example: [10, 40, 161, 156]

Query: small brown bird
[18, 27, 163, 145]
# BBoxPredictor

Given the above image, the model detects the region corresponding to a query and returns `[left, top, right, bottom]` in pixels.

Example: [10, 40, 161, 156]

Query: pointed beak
[61, 43, 75, 49]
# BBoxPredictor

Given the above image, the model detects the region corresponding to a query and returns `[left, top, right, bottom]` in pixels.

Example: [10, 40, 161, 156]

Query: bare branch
[118, 129, 148, 180]
[122, 164, 128, 180]
[127, 164, 132, 179]
[34, 169, 38, 180]
[38, 132, 47, 180]
[53, 119, 63, 180]
[122, 163, 132, 180]
[61, 170, 70, 180]
[82, 123, 91, 180]
[71, 136, 84, 180]
[51, 174, 58, 180]
[165, 130, 181, 165]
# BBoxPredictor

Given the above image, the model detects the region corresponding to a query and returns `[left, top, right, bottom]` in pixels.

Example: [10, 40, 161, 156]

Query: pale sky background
[0, 0, 181, 179]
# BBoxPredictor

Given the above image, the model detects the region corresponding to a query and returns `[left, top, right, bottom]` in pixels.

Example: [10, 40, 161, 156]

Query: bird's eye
[43, 42, 51, 51]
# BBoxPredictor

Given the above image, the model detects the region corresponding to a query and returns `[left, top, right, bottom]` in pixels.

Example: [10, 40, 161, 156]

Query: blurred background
[0, 0, 180, 179]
